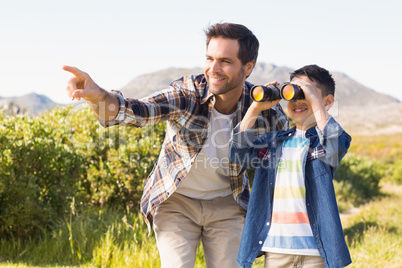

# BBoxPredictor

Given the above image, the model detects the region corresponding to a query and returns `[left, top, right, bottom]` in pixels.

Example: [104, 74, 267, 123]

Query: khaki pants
[264, 252, 325, 268]
[153, 193, 246, 268]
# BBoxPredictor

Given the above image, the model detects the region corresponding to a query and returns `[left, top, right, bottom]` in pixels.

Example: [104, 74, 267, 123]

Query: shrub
[334, 154, 384, 210]
[388, 159, 402, 184]
[66, 105, 165, 209]
[0, 110, 86, 238]
[0, 105, 165, 240]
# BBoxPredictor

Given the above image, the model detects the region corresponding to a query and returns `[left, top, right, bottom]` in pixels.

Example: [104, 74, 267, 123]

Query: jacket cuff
[315, 116, 343, 144]
[231, 123, 256, 149]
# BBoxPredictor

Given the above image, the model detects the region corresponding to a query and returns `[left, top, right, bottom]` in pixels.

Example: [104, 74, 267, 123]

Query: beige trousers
[264, 252, 325, 268]
[153, 192, 246, 268]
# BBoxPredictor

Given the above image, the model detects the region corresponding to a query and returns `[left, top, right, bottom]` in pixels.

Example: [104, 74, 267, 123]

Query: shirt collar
[202, 80, 252, 106]
[201, 90, 214, 105]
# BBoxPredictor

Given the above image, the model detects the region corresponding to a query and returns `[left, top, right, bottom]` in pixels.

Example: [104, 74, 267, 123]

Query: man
[64, 22, 288, 268]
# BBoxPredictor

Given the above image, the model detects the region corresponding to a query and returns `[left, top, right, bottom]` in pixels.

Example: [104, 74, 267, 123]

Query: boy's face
[287, 75, 332, 130]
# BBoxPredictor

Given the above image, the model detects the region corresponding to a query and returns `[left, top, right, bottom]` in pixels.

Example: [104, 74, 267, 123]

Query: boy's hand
[240, 81, 281, 132]
[250, 98, 281, 113]
[250, 81, 281, 112]
[290, 78, 320, 103]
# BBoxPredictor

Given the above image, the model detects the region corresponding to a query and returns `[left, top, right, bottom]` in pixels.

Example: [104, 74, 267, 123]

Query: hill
[2, 63, 400, 135]
[0, 93, 59, 116]
[120, 63, 402, 135]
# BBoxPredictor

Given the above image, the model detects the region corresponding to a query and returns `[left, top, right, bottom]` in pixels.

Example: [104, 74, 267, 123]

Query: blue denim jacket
[229, 116, 352, 268]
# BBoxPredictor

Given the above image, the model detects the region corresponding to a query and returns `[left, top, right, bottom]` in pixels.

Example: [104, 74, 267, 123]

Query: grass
[341, 182, 402, 267]
[349, 133, 402, 164]
[2, 181, 401, 268]
[0, 209, 160, 268]
[0, 207, 208, 268]
[2, 181, 400, 267]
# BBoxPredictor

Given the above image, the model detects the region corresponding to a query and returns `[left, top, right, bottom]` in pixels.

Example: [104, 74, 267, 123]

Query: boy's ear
[323, 94, 335, 110]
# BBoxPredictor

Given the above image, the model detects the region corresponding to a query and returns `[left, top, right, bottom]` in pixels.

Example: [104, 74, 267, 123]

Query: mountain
[0, 93, 59, 116]
[2, 63, 400, 135]
[120, 63, 401, 135]
[121, 63, 400, 106]
[121, 67, 204, 99]
[120, 64, 294, 99]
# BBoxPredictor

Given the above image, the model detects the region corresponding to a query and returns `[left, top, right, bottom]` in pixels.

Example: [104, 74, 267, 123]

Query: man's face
[204, 37, 252, 96]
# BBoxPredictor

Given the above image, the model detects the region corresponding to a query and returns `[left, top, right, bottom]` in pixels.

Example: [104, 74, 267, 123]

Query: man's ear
[324, 94, 335, 110]
[245, 60, 255, 77]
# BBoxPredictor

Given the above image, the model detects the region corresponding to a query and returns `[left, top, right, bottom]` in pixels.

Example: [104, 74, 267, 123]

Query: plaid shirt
[101, 74, 289, 231]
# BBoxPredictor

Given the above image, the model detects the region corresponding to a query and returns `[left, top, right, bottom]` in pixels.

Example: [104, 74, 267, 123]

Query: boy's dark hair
[205, 22, 259, 66]
[290, 64, 335, 97]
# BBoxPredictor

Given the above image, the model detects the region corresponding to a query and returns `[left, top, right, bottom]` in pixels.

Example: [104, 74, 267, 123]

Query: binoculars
[250, 83, 305, 102]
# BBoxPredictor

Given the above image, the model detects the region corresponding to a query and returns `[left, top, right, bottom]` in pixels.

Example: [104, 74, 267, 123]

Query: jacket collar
[275, 125, 318, 141]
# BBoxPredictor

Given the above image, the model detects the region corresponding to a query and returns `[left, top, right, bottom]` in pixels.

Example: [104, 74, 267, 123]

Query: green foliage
[334, 154, 384, 211]
[349, 133, 402, 166]
[388, 159, 402, 184]
[342, 183, 402, 267]
[65, 104, 165, 210]
[348, 133, 402, 186]
[0, 105, 165, 240]
[0, 207, 159, 267]
[0, 206, 214, 267]
[0, 109, 87, 239]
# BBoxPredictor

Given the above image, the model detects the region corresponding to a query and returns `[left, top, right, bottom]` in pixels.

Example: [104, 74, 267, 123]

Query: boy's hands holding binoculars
[289, 78, 319, 104]
[249, 81, 282, 113]
[240, 81, 281, 131]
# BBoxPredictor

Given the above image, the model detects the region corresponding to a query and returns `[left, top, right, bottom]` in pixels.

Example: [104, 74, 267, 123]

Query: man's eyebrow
[206, 55, 234, 62]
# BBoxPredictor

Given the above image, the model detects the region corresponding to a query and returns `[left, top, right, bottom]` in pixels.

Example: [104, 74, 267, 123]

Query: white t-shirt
[175, 108, 235, 199]
[262, 129, 320, 256]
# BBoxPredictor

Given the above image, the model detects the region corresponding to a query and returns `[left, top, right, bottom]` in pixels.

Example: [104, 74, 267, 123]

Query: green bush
[334, 154, 384, 211]
[0, 109, 86, 239]
[0, 105, 165, 240]
[388, 159, 402, 184]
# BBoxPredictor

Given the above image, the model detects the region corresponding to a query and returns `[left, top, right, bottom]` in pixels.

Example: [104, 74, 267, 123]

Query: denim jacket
[229, 116, 352, 268]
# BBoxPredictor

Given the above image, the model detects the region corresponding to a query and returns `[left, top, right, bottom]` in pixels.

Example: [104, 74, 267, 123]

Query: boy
[229, 65, 352, 268]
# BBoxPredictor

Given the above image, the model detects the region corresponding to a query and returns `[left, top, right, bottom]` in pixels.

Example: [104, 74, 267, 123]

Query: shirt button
[259, 241, 263, 245]
[266, 222, 270, 226]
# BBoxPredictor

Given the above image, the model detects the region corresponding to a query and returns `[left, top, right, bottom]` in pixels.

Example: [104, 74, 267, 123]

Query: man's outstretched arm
[63, 65, 119, 122]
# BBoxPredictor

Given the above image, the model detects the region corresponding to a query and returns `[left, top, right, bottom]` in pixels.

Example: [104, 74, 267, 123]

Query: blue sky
[0, 0, 401, 104]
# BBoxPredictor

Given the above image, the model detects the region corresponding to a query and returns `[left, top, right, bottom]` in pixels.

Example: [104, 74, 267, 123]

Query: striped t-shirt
[262, 129, 320, 256]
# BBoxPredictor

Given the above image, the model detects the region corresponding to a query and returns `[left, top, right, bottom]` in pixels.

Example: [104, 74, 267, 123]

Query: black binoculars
[250, 83, 305, 102]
